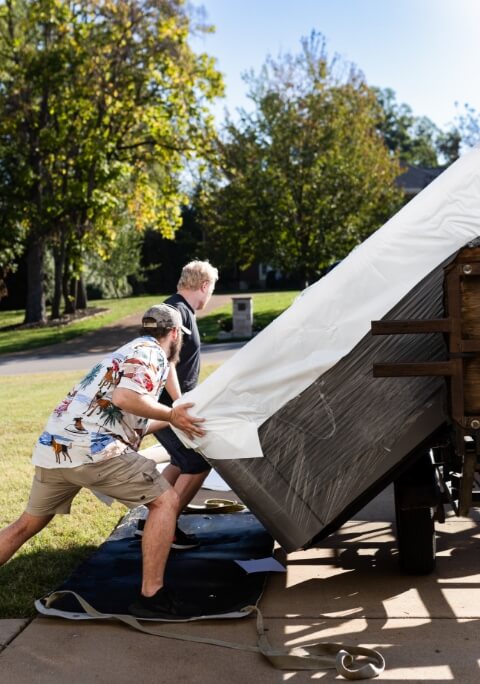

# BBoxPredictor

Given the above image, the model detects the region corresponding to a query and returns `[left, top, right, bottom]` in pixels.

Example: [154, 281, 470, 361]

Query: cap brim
[142, 322, 191, 334]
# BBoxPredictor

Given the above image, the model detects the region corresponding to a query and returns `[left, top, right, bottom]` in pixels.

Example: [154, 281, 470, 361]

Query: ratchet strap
[45, 590, 385, 680]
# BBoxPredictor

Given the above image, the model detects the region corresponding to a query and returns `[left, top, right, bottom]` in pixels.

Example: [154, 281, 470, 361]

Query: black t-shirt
[160, 293, 200, 406]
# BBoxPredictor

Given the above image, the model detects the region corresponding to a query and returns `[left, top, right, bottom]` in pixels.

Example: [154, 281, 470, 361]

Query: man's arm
[112, 388, 205, 440]
[145, 419, 169, 435]
[165, 364, 182, 402]
[150, 363, 182, 435]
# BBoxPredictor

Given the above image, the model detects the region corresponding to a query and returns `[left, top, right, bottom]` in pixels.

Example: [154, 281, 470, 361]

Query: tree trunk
[24, 237, 47, 324]
[51, 239, 66, 319]
[64, 276, 77, 314]
[76, 275, 88, 309]
[0, 278, 8, 300]
[62, 243, 76, 315]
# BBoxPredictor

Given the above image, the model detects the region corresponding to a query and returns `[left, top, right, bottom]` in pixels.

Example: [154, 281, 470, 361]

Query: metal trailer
[372, 243, 480, 574]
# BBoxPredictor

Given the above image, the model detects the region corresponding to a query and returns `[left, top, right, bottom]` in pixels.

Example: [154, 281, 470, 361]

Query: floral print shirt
[32, 336, 169, 468]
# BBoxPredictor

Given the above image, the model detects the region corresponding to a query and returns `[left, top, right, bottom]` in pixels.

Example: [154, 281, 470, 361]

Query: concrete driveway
[2, 486, 480, 682]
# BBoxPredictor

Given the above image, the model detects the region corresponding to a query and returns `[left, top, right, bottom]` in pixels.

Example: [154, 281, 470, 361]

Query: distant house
[396, 164, 445, 200]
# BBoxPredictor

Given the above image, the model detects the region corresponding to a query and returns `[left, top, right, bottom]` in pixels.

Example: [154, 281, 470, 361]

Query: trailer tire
[394, 452, 437, 575]
[394, 502, 436, 574]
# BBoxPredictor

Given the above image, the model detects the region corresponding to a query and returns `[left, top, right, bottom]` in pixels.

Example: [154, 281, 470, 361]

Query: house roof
[396, 164, 445, 195]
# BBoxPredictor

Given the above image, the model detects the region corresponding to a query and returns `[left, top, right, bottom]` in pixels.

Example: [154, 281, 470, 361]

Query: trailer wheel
[394, 452, 437, 575]
[394, 500, 436, 574]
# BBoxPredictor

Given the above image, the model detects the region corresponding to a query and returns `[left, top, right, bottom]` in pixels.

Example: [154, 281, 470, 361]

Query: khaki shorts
[26, 450, 170, 516]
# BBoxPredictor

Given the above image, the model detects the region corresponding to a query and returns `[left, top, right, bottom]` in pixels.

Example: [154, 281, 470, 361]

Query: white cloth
[174, 145, 480, 460]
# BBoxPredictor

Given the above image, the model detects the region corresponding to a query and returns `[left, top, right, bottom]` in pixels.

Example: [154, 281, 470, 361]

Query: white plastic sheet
[174, 145, 480, 461]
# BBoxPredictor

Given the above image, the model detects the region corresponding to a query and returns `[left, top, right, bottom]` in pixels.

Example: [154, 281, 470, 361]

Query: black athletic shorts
[155, 427, 211, 474]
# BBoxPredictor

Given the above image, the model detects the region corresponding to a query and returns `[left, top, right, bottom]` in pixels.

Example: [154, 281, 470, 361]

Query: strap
[44, 591, 385, 679]
[254, 604, 384, 678]
[45, 591, 260, 653]
[185, 498, 247, 514]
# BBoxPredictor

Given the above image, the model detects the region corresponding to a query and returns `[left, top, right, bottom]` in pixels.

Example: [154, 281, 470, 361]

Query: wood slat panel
[371, 319, 452, 335]
[373, 361, 454, 377]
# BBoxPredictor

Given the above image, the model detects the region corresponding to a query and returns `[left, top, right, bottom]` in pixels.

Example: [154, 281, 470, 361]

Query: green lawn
[0, 363, 219, 618]
[0, 295, 168, 355]
[0, 290, 300, 354]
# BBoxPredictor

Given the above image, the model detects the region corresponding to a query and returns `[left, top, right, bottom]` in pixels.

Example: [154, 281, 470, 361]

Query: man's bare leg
[141, 488, 178, 596]
[141, 466, 210, 545]
[154, 465, 209, 512]
[161, 463, 181, 487]
[174, 471, 210, 513]
[0, 512, 53, 566]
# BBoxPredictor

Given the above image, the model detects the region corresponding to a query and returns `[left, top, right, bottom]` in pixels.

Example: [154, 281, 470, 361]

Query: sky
[190, 0, 480, 131]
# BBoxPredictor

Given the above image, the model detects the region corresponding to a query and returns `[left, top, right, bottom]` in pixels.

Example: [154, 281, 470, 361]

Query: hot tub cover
[171, 144, 480, 551]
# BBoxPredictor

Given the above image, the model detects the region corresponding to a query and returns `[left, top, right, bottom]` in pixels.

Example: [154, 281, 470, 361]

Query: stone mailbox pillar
[232, 295, 253, 338]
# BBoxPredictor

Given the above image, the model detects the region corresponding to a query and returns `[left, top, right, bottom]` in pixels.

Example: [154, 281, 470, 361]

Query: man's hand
[170, 402, 206, 440]
[112, 388, 206, 440]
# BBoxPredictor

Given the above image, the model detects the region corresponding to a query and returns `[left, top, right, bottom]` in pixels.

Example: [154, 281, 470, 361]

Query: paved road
[0, 294, 245, 375]
[0, 341, 244, 375]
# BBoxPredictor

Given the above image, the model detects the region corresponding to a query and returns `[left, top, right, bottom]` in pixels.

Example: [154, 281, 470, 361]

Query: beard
[167, 331, 182, 363]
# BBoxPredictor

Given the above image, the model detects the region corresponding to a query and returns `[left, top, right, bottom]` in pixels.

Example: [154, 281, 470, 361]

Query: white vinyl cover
[173, 145, 480, 461]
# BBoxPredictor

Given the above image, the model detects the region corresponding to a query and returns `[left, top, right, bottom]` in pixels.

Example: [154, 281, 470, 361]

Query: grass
[0, 290, 300, 354]
[198, 290, 299, 342]
[0, 363, 219, 619]
[0, 295, 168, 355]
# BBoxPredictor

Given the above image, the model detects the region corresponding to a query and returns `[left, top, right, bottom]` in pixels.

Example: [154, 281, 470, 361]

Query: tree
[84, 221, 143, 300]
[199, 33, 402, 286]
[375, 87, 460, 166]
[0, 0, 223, 322]
[0, 192, 25, 301]
[453, 103, 480, 150]
[137, 202, 206, 294]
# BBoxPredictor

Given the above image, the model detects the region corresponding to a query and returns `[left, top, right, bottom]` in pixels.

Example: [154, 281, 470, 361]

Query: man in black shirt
[154, 260, 218, 548]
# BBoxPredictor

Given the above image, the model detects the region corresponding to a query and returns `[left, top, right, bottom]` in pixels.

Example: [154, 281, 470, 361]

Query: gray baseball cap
[141, 304, 191, 334]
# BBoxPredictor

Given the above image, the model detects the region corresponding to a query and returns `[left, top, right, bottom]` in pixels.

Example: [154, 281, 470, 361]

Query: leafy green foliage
[453, 103, 480, 150]
[84, 221, 144, 299]
[0, 0, 223, 320]
[198, 33, 403, 285]
[375, 87, 461, 166]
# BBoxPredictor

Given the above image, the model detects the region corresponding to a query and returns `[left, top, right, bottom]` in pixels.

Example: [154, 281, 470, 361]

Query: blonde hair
[177, 260, 218, 291]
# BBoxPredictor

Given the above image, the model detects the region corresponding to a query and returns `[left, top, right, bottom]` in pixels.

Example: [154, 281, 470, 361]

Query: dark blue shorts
[155, 427, 211, 474]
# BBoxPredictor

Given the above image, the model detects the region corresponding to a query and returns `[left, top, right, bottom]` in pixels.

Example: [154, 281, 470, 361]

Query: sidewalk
[1, 486, 480, 681]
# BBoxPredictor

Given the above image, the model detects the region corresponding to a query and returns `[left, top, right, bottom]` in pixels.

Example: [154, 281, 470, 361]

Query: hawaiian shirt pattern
[32, 336, 169, 468]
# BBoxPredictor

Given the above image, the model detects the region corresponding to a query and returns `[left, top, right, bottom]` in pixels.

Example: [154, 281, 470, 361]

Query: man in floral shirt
[0, 304, 206, 619]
